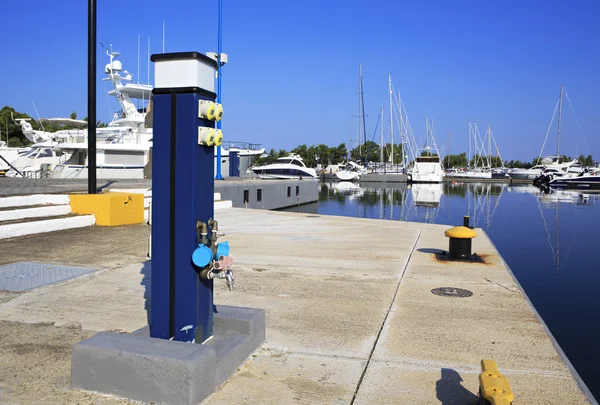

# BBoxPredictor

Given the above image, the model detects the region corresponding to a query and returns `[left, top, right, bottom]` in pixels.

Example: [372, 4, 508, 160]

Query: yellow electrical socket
[214, 103, 224, 121]
[198, 100, 217, 121]
[214, 129, 223, 146]
[198, 127, 216, 146]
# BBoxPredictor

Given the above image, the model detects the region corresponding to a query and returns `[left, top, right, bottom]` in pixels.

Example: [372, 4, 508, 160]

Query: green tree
[382, 143, 404, 165]
[443, 153, 468, 168]
[585, 155, 594, 166]
[70, 111, 77, 120]
[257, 148, 278, 165]
[350, 141, 380, 163]
[0, 106, 34, 147]
[332, 143, 347, 164]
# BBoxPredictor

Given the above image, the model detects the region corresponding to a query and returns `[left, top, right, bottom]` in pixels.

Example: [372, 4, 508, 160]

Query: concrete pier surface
[0, 209, 594, 404]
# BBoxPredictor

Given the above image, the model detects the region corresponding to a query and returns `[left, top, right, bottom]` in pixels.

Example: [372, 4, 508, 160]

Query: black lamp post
[88, 0, 97, 194]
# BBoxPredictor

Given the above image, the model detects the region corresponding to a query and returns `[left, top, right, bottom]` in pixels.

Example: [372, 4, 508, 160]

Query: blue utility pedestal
[229, 151, 240, 177]
[150, 52, 219, 343]
[70, 51, 265, 405]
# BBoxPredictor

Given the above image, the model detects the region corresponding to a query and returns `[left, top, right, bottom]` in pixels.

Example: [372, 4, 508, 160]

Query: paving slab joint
[70, 305, 265, 405]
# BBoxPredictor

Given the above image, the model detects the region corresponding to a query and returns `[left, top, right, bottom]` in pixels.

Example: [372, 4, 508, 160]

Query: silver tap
[224, 269, 234, 291]
[207, 267, 234, 292]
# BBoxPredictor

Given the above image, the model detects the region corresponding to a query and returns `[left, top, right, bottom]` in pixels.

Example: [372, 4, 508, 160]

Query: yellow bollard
[479, 360, 514, 405]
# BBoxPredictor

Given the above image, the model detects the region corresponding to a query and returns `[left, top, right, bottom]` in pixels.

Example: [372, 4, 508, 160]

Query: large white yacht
[50, 46, 153, 179]
[7, 45, 263, 179]
[408, 120, 445, 183]
[251, 154, 317, 179]
[410, 155, 445, 183]
[508, 157, 577, 181]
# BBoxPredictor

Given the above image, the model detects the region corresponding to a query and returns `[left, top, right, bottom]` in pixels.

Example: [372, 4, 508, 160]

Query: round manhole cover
[431, 287, 473, 298]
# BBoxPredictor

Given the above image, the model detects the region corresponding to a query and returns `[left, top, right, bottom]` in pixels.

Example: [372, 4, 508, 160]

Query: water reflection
[319, 181, 511, 226]
[317, 180, 600, 400]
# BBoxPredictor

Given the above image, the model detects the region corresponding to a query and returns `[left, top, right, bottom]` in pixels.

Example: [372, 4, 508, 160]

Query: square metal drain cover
[0, 262, 95, 292]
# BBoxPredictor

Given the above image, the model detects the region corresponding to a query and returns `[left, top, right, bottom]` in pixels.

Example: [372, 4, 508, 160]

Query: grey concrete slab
[0, 178, 152, 196]
[353, 360, 591, 405]
[204, 349, 365, 405]
[357, 224, 594, 404]
[71, 305, 265, 405]
[0, 262, 149, 332]
[0, 262, 95, 292]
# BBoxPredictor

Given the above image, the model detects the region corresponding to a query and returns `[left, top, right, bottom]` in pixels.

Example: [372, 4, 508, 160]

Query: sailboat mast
[389, 74, 394, 165]
[380, 107, 384, 164]
[398, 91, 403, 166]
[488, 125, 491, 166]
[468, 118, 471, 169]
[358, 63, 362, 158]
[557, 85, 564, 160]
[448, 131, 451, 166]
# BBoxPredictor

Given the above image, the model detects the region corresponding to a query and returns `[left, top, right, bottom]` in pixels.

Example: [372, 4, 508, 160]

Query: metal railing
[221, 141, 263, 151]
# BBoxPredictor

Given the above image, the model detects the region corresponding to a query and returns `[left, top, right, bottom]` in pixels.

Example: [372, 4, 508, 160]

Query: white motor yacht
[507, 165, 544, 180]
[5, 140, 70, 178]
[251, 154, 317, 179]
[408, 120, 445, 183]
[410, 155, 445, 183]
[51, 46, 152, 179]
[0, 141, 29, 174]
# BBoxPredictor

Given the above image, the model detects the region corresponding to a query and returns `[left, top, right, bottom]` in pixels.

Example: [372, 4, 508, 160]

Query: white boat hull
[255, 172, 317, 180]
[335, 171, 361, 181]
[448, 171, 492, 179]
[51, 165, 146, 179]
[508, 170, 541, 180]
[410, 172, 444, 183]
[0, 148, 29, 171]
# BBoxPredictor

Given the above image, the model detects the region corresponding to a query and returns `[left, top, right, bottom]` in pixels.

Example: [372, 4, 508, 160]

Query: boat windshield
[416, 156, 440, 163]
[278, 158, 305, 167]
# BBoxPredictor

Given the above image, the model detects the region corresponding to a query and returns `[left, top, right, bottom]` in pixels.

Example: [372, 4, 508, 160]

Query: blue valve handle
[192, 241, 230, 269]
[216, 241, 230, 259]
[192, 245, 213, 268]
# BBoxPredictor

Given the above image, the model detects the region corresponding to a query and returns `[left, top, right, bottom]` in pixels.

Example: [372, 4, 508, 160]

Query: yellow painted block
[69, 192, 144, 226]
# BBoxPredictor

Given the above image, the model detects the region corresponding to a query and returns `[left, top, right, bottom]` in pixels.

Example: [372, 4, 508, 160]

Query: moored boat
[251, 154, 317, 179]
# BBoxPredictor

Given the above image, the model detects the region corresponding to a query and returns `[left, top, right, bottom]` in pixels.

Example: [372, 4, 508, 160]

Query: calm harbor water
[287, 181, 600, 401]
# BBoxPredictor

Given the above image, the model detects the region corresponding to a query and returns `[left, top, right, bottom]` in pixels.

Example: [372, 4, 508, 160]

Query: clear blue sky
[1, 0, 599, 161]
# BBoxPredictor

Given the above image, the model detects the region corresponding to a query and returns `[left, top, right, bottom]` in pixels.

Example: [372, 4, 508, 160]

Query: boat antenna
[31, 101, 44, 131]
[137, 34, 140, 84]
[147, 36, 151, 85]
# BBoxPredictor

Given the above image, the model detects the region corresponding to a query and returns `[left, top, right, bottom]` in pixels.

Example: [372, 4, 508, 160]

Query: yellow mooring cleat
[479, 359, 514, 405]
